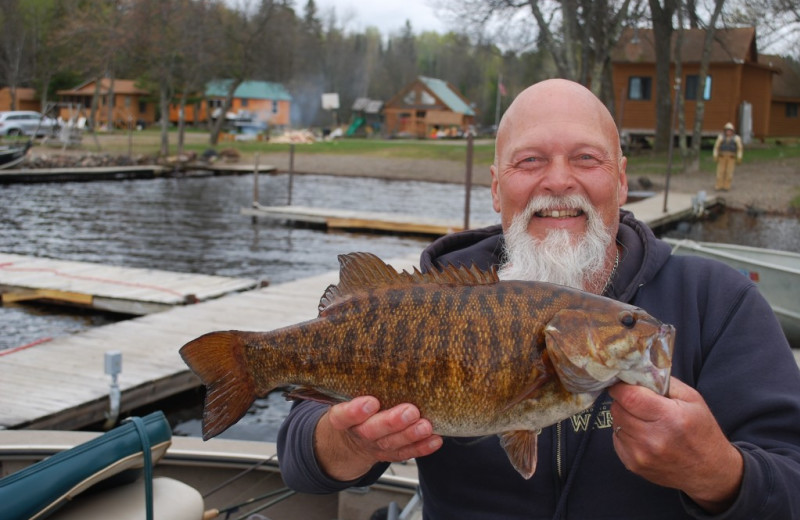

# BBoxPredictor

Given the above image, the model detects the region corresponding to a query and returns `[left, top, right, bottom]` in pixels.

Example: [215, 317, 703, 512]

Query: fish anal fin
[283, 385, 350, 406]
[499, 430, 540, 479]
[318, 252, 500, 315]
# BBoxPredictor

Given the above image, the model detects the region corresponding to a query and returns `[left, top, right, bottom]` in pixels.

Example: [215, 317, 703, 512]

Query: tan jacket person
[712, 122, 743, 191]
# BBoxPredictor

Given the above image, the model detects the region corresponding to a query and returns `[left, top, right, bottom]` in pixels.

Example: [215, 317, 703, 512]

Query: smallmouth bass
[180, 252, 675, 479]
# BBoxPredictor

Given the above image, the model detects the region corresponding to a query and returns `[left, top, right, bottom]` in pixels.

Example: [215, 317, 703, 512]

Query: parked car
[0, 110, 60, 137]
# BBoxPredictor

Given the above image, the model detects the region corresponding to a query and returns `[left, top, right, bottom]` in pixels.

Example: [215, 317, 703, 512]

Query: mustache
[517, 194, 595, 226]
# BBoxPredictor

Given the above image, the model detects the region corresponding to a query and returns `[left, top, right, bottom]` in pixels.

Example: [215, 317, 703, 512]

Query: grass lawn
[81, 129, 800, 177]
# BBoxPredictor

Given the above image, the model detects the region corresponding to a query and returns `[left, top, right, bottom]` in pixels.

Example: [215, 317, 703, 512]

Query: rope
[125, 416, 155, 520]
[0, 337, 53, 356]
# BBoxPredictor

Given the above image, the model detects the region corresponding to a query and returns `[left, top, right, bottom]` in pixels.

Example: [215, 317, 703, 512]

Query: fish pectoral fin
[283, 385, 349, 406]
[499, 430, 539, 480]
[500, 368, 552, 414]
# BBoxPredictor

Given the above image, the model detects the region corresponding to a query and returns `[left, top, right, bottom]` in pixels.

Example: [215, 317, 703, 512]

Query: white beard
[497, 194, 615, 292]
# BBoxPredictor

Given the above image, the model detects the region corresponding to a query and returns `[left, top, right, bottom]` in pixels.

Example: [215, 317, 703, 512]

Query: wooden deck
[241, 191, 718, 236]
[0, 256, 419, 431]
[0, 165, 170, 184]
[188, 162, 277, 174]
[0, 253, 260, 315]
[242, 203, 496, 235]
[0, 163, 275, 183]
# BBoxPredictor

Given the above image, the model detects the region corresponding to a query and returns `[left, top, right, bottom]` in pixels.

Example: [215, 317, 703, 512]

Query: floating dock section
[0, 253, 260, 315]
[0, 256, 417, 431]
[242, 191, 718, 236]
[242, 203, 496, 235]
[0, 165, 170, 184]
[0, 163, 275, 183]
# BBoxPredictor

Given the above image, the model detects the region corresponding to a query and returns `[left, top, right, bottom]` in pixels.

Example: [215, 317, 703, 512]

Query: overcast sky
[311, 0, 447, 36]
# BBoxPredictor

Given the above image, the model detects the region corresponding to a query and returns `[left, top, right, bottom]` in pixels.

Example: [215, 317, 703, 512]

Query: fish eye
[619, 312, 637, 329]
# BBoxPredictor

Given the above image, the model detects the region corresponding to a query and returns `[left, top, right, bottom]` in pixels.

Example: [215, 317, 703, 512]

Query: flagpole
[494, 73, 503, 131]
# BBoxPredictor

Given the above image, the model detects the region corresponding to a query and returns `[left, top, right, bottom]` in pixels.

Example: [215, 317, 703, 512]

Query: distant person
[712, 122, 743, 191]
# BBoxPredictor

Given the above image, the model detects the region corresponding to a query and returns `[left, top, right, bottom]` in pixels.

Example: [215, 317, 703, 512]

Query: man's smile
[534, 208, 585, 219]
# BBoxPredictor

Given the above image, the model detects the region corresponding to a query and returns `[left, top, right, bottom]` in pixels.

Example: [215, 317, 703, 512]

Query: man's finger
[327, 396, 380, 431]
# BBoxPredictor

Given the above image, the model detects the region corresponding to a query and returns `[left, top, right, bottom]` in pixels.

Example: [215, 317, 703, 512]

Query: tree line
[0, 0, 797, 158]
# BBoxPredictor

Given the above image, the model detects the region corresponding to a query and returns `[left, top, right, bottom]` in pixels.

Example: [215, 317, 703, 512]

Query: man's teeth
[536, 209, 582, 218]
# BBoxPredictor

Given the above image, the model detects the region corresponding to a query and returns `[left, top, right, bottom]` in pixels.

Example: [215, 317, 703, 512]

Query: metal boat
[664, 238, 800, 347]
[0, 141, 31, 170]
[0, 411, 420, 520]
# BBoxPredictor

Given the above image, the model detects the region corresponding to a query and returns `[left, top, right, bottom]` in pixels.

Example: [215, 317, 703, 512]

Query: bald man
[278, 80, 800, 519]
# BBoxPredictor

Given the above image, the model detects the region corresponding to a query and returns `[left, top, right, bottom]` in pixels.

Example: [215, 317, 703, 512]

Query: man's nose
[540, 156, 576, 194]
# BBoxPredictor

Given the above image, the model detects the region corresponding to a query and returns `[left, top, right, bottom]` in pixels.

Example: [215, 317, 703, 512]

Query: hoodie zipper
[556, 420, 563, 479]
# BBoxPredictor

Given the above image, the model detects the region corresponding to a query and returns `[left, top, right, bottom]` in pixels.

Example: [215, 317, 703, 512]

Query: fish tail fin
[180, 331, 259, 440]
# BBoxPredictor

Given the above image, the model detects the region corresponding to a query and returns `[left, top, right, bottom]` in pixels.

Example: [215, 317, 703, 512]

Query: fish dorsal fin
[317, 252, 499, 315]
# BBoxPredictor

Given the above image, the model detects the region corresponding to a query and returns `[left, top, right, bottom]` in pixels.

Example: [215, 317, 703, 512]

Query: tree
[687, 0, 726, 170]
[648, 0, 678, 152]
[55, 0, 134, 131]
[206, 0, 280, 145]
[436, 0, 645, 108]
[0, 0, 30, 109]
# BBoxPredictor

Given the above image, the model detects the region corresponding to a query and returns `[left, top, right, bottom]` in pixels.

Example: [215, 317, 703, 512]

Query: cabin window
[138, 100, 147, 114]
[272, 100, 278, 114]
[685, 75, 712, 100]
[420, 91, 436, 106]
[787, 103, 798, 118]
[241, 98, 249, 107]
[628, 77, 652, 100]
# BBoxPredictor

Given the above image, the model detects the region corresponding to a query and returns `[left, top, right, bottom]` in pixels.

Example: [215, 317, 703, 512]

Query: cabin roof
[57, 79, 149, 96]
[418, 76, 475, 116]
[352, 97, 384, 113]
[612, 27, 759, 64]
[759, 54, 800, 100]
[206, 80, 291, 101]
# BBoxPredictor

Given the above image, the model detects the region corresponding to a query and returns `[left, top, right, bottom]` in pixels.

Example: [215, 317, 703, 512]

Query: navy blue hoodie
[278, 210, 800, 519]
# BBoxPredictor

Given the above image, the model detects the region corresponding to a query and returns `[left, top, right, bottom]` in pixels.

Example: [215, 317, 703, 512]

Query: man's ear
[491, 164, 502, 213]
[617, 156, 628, 206]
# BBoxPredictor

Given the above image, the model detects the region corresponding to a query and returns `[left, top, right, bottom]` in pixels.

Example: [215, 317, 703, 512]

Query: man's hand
[313, 396, 443, 481]
[609, 377, 743, 514]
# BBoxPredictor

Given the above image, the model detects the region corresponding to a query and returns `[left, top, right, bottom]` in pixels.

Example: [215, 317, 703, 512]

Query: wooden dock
[242, 203, 496, 235]
[0, 253, 260, 316]
[0, 163, 275, 183]
[1, 247, 795, 431]
[0, 165, 170, 184]
[0, 256, 418, 431]
[188, 162, 277, 175]
[242, 191, 718, 236]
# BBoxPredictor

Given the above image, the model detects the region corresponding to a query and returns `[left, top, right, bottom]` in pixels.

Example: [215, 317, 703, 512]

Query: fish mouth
[628, 323, 675, 395]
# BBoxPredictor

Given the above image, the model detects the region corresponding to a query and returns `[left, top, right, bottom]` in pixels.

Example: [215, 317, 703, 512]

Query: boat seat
[0, 411, 173, 520]
[49, 476, 204, 520]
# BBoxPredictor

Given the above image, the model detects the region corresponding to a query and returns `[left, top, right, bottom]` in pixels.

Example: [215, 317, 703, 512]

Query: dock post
[288, 144, 295, 205]
[663, 78, 681, 213]
[463, 133, 474, 231]
[252, 153, 260, 223]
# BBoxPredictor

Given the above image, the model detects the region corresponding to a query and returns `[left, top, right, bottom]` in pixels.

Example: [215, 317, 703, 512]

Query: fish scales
[180, 252, 675, 479]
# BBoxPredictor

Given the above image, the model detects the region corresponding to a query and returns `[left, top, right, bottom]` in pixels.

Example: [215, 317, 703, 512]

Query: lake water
[1, 173, 798, 439]
[0, 173, 499, 351]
